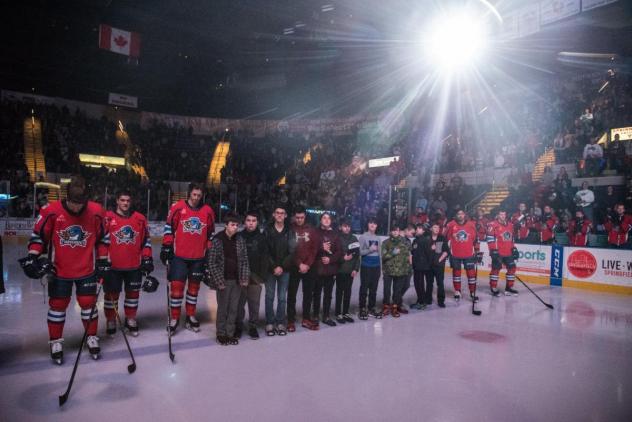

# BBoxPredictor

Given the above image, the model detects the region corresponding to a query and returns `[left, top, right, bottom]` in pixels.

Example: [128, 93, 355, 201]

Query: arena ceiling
[1, 0, 631, 119]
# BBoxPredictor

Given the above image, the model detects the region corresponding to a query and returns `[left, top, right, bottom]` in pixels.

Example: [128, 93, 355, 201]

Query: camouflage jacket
[381, 235, 412, 277]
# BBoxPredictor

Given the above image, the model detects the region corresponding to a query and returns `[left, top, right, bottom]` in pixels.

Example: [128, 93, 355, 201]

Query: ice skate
[49, 338, 64, 365]
[86, 335, 100, 360]
[185, 315, 200, 332]
[125, 318, 139, 337]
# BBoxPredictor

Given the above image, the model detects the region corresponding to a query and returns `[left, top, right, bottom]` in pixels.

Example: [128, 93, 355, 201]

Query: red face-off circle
[567, 250, 597, 279]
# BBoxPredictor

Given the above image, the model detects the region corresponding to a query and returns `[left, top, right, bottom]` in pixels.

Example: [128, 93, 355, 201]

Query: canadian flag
[99, 24, 141, 58]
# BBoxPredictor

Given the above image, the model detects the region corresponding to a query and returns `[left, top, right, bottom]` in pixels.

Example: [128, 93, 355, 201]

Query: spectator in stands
[575, 182, 595, 222]
[604, 204, 632, 249]
[430, 194, 447, 215]
[583, 137, 603, 177]
[607, 133, 626, 173]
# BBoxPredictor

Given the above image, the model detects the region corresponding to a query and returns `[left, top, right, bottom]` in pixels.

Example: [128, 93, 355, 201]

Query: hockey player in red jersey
[445, 209, 482, 302]
[487, 210, 519, 296]
[511, 203, 534, 243]
[567, 209, 592, 247]
[104, 190, 153, 337]
[20, 176, 110, 364]
[162, 183, 215, 333]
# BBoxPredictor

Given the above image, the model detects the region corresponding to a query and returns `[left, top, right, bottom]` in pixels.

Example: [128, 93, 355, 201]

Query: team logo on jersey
[455, 230, 469, 242]
[113, 225, 138, 245]
[182, 217, 206, 235]
[57, 225, 91, 248]
[502, 231, 512, 241]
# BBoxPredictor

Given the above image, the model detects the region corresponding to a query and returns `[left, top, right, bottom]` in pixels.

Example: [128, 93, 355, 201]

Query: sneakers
[86, 336, 100, 360]
[454, 291, 461, 302]
[124, 318, 139, 337]
[470, 292, 479, 302]
[398, 305, 409, 314]
[234, 325, 243, 339]
[185, 316, 200, 333]
[343, 314, 355, 323]
[336, 314, 346, 324]
[490, 288, 500, 297]
[391, 305, 400, 318]
[49, 338, 64, 365]
[368, 308, 383, 319]
[311, 320, 320, 330]
[248, 325, 260, 340]
[301, 320, 313, 330]
[411, 303, 423, 310]
[358, 309, 369, 320]
[287, 321, 296, 332]
[382, 304, 391, 316]
[438, 302, 446, 308]
[505, 287, 519, 296]
[265, 324, 276, 336]
[216, 335, 229, 346]
[323, 319, 337, 327]
[167, 318, 179, 335]
[276, 324, 287, 336]
[106, 319, 117, 336]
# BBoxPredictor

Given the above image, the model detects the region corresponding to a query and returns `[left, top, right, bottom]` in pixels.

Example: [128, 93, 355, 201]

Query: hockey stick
[59, 284, 102, 407]
[111, 302, 137, 374]
[515, 275, 554, 310]
[166, 263, 175, 363]
[472, 260, 482, 316]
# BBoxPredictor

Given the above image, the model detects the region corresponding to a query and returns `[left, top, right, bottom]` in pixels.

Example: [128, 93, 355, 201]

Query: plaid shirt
[205, 231, 250, 290]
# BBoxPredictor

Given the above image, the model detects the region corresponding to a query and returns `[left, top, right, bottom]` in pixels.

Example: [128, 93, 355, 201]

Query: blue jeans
[265, 272, 289, 325]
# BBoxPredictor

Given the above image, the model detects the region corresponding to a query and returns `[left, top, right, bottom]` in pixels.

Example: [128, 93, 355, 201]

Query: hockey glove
[476, 252, 485, 264]
[511, 247, 520, 261]
[96, 258, 112, 280]
[160, 245, 174, 265]
[141, 257, 154, 274]
[19, 254, 53, 279]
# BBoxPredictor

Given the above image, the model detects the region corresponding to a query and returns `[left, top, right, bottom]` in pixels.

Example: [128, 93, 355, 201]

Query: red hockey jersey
[604, 214, 632, 247]
[106, 210, 152, 270]
[475, 216, 490, 242]
[163, 200, 215, 260]
[567, 218, 592, 247]
[536, 213, 558, 243]
[486, 219, 515, 257]
[28, 201, 109, 279]
[445, 220, 479, 259]
[511, 212, 534, 241]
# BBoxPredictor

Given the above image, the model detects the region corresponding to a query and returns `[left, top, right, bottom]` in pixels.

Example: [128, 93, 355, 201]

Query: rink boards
[2, 217, 631, 295]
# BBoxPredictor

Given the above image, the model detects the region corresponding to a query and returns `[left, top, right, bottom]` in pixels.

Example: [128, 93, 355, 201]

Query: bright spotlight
[424, 11, 488, 69]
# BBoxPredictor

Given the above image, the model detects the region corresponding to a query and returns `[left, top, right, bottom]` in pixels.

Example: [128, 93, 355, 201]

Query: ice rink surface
[1, 237, 631, 422]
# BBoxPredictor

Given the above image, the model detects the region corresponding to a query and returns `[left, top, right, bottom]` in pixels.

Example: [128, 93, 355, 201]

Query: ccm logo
[552, 249, 562, 278]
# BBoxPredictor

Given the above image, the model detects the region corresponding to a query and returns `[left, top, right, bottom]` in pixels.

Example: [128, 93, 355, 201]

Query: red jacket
[486, 219, 514, 257]
[604, 214, 632, 246]
[163, 200, 215, 260]
[291, 223, 318, 268]
[511, 211, 534, 241]
[567, 218, 592, 247]
[106, 210, 152, 270]
[28, 201, 109, 279]
[445, 220, 479, 259]
[536, 213, 558, 243]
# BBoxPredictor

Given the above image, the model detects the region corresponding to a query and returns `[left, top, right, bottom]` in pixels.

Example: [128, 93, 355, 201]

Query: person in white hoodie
[575, 181, 595, 222]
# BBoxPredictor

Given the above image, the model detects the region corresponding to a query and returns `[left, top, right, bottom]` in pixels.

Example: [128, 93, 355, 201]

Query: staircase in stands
[473, 185, 510, 215]
[23, 117, 46, 183]
[531, 148, 556, 182]
[206, 141, 230, 188]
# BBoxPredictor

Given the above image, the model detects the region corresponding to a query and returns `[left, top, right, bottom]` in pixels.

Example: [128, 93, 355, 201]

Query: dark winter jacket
[264, 223, 293, 272]
[412, 235, 432, 271]
[205, 230, 250, 290]
[429, 235, 450, 268]
[238, 228, 268, 284]
[314, 227, 342, 276]
[290, 223, 318, 269]
[338, 231, 360, 274]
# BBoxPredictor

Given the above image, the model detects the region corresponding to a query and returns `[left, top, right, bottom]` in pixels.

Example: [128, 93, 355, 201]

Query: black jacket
[429, 235, 450, 268]
[264, 222, 293, 272]
[238, 228, 268, 283]
[412, 235, 432, 271]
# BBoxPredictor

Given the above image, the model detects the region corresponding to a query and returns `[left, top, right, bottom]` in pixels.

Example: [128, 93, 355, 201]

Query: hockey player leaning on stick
[20, 176, 111, 364]
[162, 182, 215, 334]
